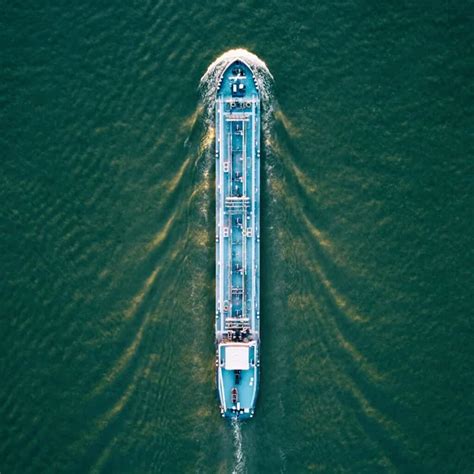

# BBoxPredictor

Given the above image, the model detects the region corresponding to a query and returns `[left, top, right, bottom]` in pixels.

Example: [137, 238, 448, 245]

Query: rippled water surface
[1, 1, 473, 473]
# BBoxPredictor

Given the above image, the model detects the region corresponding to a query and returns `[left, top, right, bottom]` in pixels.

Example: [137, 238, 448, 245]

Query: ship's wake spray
[231, 418, 246, 474]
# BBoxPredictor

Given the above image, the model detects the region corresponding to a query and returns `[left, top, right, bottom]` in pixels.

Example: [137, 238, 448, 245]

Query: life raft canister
[231, 387, 238, 404]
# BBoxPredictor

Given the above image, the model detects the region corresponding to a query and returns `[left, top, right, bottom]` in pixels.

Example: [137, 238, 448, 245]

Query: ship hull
[215, 59, 260, 419]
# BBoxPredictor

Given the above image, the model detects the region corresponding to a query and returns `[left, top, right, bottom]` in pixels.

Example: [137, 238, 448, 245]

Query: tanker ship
[215, 59, 261, 419]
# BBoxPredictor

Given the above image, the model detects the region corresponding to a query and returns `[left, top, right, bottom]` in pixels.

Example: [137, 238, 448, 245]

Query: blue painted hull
[215, 59, 261, 419]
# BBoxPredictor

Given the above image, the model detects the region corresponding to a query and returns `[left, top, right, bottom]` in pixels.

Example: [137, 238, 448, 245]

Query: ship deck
[215, 59, 261, 418]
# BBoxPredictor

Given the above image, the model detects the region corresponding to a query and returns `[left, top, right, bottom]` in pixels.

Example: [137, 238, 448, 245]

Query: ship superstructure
[215, 59, 260, 419]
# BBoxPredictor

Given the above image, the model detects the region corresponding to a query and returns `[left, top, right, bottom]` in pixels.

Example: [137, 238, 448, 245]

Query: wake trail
[231, 418, 246, 474]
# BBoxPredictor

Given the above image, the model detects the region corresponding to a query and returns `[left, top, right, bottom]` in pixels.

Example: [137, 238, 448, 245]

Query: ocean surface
[1, 1, 473, 473]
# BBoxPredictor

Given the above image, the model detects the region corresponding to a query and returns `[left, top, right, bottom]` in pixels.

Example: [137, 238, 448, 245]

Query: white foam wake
[231, 418, 246, 474]
[199, 48, 275, 131]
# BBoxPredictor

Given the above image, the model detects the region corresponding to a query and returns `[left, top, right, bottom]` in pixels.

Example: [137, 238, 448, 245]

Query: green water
[1, 1, 473, 473]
